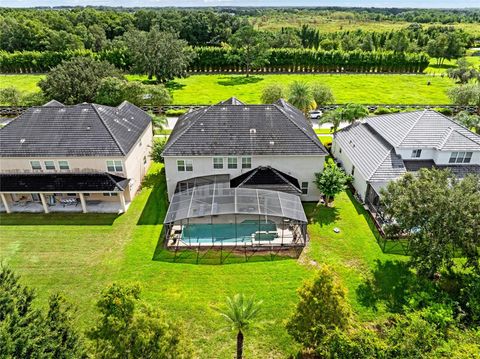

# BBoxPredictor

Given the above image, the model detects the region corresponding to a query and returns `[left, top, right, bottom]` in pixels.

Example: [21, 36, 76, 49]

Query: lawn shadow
[356, 259, 432, 313]
[303, 202, 340, 227]
[429, 63, 456, 70]
[165, 81, 186, 91]
[0, 213, 118, 226]
[137, 167, 168, 226]
[217, 75, 264, 86]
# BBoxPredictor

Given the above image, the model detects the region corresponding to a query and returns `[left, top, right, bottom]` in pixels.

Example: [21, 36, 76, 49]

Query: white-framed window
[241, 157, 252, 169]
[411, 149, 422, 158]
[213, 157, 223, 169]
[103, 192, 118, 197]
[228, 157, 237, 169]
[44, 160, 55, 170]
[107, 160, 123, 172]
[449, 151, 473, 164]
[58, 160, 70, 170]
[30, 160, 42, 170]
[177, 159, 193, 172]
[301, 182, 309, 195]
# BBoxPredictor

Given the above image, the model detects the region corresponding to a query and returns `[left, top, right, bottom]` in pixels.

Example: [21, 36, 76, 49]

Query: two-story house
[162, 97, 328, 201]
[332, 110, 480, 208]
[0, 100, 153, 214]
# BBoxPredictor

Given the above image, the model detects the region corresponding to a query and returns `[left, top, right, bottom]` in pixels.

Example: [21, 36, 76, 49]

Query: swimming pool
[181, 220, 277, 244]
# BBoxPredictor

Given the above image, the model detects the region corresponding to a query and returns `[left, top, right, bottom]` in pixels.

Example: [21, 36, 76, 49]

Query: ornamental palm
[288, 81, 316, 118]
[217, 294, 262, 359]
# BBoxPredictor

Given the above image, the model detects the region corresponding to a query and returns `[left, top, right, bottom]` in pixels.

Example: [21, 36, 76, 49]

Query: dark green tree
[454, 111, 480, 133]
[260, 84, 285, 104]
[447, 58, 479, 84]
[150, 137, 168, 163]
[228, 25, 270, 77]
[39, 57, 123, 104]
[0, 266, 85, 358]
[122, 26, 195, 83]
[314, 159, 350, 206]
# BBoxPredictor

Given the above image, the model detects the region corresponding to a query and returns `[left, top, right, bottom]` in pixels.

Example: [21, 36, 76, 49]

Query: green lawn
[0, 163, 402, 358]
[0, 72, 454, 106]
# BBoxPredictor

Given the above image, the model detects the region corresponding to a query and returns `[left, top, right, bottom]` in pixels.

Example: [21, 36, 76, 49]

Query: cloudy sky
[4, 0, 479, 8]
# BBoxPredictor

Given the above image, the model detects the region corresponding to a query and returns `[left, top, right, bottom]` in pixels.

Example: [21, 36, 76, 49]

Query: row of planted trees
[0, 47, 430, 74]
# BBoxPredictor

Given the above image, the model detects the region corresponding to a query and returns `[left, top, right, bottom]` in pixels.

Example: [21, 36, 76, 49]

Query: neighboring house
[332, 110, 480, 208]
[162, 97, 328, 201]
[0, 100, 153, 214]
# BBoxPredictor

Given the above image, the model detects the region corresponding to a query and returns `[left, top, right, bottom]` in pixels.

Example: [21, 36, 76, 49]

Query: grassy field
[0, 163, 403, 358]
[0, 73, 454, 105]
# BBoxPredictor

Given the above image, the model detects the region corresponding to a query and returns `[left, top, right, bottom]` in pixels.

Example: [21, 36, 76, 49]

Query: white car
[309, 110, 323, 119]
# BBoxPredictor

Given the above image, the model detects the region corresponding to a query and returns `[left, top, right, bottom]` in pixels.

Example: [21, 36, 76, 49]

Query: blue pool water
[181, 220, 277, 243]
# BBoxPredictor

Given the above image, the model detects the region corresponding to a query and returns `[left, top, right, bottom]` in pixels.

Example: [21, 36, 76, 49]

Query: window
[301, 182, 309, 195]
[143, 156, 147, 165]
[241, 157, 252, 169]
[103, 192, 118, 197]
[177, 159, 193, 172]
[228, 157, 237, 169]
[213, 157, 223, 169]
[449, 152, 473, 164]
[30, 160, 41, 170]
[351, 165, 355, 176]
[106, 160, 123, 172]
[58, 161, 70, 170]
[411, 149, 422, 158]
[44, 161, 55, 170]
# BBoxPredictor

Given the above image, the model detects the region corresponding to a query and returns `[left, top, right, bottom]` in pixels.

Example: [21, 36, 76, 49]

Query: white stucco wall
[331, 140, 369, 201]
[395, 148, 480, 165]
[163, 154, 325, 201]
[0, 123, 153, 201]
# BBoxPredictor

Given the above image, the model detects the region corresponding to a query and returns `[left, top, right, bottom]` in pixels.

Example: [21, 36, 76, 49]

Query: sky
[3, 0, 479, 8]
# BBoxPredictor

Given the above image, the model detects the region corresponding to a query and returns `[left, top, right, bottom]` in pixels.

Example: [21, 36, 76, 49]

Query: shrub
[374, 107, 392, 115]
[165, 108, 188, 116]
[434, 107, 453, 116]
[260, 84, 285, 104]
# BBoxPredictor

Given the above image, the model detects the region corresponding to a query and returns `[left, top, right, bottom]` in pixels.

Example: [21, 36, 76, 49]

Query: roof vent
[269, 140, 275, 146]
[33, 109, 41, 113]
[82, 108, 89, 112]
[250, 128, 256, 134]
[200, 122, 204, 126]
[86, 126, 91, 131]
[58, 108, 66, 113]
[127, 128, 131, 132]
[200, 128, 205, 132]
[243, 107, 249, 111]
[266, 106, 271, 110]
[20, 138, 25, 144]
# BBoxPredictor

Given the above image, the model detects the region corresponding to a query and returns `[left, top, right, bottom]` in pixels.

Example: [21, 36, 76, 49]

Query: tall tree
[314, 159, 350, 206]
[89, 283, 192, 358]
[39, 57, 123, 104]
[447, 58, 479, 84]
[447, 83, 480, 115]
[123, 26, 195, 83]
[288, 81, 316, 118]
[321, 103, 369, 132]
[454, 111, 480, 133]
[228, 25, 270, 77]
[216, 294, 262, 359]
[381, 169, 480, 277]
[286, 265, 352, 350]
[311, 83, 335, 107]
[0, 266, 85, 358]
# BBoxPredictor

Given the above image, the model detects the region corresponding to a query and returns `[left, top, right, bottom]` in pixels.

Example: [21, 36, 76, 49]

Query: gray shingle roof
[334, 122, 407, 182]
[365, 110, 480, 150]
[0, 101, 151, 157]
[162, 98, 327, 156]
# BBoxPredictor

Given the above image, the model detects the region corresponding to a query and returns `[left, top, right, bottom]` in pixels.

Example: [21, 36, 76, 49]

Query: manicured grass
[0, 72, 453, 106]
[168, 73, 452, 105]
[0, 163, 403, 358]
[0, 74, 44, 93]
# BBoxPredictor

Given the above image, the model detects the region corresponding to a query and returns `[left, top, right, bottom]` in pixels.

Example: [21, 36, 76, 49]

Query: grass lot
[0, 163, 403, 358]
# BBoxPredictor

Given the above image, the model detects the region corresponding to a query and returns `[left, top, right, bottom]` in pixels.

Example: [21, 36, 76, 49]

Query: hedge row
[0, 48, 430, 74]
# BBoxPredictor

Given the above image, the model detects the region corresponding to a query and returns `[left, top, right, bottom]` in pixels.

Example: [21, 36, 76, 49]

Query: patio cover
[164, 183, 307, 224]
[0, 173, 129, 193]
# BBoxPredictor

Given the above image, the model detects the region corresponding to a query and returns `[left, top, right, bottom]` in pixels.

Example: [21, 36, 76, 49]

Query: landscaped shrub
[165, 108, 188, 116]
[434, 107, 454, 116]
[374, 107, 392, 115]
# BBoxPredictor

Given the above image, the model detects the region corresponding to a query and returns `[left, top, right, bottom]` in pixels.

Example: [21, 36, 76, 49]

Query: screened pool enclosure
[164, 183, 308, 251]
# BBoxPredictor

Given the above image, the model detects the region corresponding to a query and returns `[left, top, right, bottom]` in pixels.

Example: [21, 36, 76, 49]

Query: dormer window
[30, 160, 41, 170]
[411, 149, 422, 158]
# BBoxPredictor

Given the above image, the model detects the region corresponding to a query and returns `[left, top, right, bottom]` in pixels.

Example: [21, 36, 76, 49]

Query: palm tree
[217, 294, 262, 359]
[288, 81, 316, 118]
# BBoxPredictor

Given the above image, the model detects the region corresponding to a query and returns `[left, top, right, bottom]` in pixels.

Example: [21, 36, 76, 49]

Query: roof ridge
[368, 148, 400, 181]
[91, 104, 126, 156]
[236, 167, 261, 187]
[269, 166, 302, 193]
[273, 103, 326, 153]
[162, 105, 214, 155]
[397, 109, 427, 147]
[436, 126, 455, 150]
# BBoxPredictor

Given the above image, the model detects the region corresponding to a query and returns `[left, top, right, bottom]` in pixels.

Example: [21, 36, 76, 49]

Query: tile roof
[334, 122, 407, 181]
[0, 101, 151, 157]
[162, 98, 327, 156]
[365, 110, 480, 150]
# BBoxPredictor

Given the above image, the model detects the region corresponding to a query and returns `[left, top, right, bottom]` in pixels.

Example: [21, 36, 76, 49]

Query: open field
[0, 163, 403, 358]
